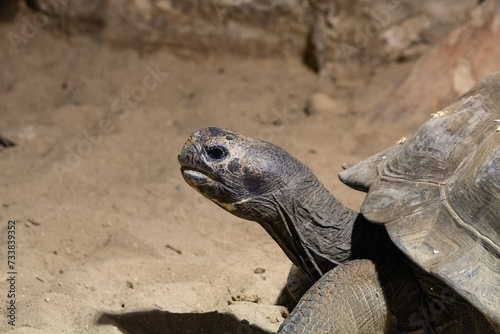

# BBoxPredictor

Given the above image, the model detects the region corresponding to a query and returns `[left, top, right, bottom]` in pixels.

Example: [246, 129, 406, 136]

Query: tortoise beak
[178, 130, 216, 187]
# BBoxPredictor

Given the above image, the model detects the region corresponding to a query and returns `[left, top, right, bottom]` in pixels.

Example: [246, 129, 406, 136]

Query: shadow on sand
[97, 309, 274, 334]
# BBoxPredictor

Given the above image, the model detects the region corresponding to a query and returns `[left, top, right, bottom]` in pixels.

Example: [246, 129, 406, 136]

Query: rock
[26, 0, 309, 57]
[25, 0, 107, 42]
[380, 15, 431, 60]
[24, 0, 491, 77]
[453, 58, 476, 95]
[305, 0, 478, 77]
[305, 93, 337, 116]
[366, 0, 500, 126]
[3, 125, 36, 140]
[254, 267, 266, 274]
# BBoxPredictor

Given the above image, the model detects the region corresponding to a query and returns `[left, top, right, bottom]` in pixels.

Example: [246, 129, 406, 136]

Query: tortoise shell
[339, 72, 500, 327]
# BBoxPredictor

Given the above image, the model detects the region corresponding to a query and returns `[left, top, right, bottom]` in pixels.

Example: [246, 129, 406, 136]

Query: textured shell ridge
[340, 71, 500, 327]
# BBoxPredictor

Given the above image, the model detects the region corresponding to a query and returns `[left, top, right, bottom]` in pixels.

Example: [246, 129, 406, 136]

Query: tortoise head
[179, 127, 363, 280]
[178, 127, 311, 221]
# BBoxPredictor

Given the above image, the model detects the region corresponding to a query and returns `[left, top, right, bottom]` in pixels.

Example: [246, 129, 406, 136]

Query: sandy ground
[0, 11, 425, 334]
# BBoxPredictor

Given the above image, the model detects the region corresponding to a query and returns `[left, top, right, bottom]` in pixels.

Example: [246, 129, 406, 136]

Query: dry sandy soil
[0, 10, 440, 334]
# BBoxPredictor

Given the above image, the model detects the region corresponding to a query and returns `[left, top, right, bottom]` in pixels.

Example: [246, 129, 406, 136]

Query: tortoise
[178, 72, 500, 333]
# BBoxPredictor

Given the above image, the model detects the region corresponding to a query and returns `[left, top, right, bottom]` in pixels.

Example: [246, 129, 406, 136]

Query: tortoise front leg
[278, 258, 424, 333]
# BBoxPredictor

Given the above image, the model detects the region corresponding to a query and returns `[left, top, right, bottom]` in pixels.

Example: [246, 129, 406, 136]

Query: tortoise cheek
[243, 176, 263, 192]
[228, 158, 242, 175]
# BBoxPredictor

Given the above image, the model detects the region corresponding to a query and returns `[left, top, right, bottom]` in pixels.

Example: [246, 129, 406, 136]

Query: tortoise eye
[206, 146, 228, 160]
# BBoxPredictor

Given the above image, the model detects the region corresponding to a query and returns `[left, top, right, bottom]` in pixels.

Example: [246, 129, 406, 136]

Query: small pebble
[254, 267, 266, 274]
[305, 93, 337, 116]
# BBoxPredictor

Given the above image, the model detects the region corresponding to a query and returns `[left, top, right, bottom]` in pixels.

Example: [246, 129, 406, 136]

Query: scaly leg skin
[278, 259, 424, 334]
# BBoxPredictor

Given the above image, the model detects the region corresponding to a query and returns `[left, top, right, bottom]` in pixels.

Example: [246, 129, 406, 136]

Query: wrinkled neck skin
[237, 174, 392, 281]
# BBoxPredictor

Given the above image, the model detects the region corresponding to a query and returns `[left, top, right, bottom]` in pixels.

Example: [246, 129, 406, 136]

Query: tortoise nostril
[206, 146, 228, 160]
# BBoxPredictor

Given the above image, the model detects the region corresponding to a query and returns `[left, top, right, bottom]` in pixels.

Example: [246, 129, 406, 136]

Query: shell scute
[340, 72, 500, 327]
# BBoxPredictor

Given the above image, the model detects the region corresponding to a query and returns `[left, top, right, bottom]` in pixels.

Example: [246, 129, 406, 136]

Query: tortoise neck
[258, 176, 391, 281]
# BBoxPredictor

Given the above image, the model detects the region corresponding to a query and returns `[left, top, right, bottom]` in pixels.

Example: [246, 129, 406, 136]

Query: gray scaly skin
[178, 127, 390, 278]
[178, 127, 494, 333]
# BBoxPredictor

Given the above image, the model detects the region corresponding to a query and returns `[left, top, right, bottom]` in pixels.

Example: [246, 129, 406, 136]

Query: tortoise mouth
[178, 152, 218, 188]
[180, 166, 214, 186]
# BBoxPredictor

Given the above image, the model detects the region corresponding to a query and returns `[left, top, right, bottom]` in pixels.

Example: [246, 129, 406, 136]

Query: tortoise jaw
[178, 151, 217, 188]
[180, 166, 214, 186]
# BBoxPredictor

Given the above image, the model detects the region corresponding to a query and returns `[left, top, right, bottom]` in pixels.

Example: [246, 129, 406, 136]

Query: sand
[0, 13, 423, 334]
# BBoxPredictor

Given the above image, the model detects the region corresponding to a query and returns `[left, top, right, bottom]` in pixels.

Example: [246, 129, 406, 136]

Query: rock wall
[367, 0, 500, 126]
[105, 0, 312, 56]
[306, 0, 479, 76]
[20, 0, 496, 76]
[24, 0, 310, 57]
